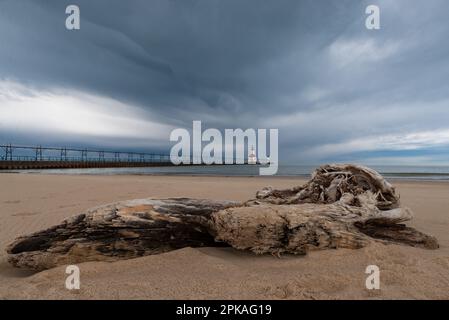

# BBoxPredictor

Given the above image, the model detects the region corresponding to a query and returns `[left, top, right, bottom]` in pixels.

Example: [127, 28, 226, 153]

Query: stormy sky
[1, 0, 449, 165]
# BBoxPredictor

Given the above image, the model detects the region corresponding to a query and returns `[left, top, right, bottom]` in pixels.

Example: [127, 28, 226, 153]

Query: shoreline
[2, 171, 449, 184]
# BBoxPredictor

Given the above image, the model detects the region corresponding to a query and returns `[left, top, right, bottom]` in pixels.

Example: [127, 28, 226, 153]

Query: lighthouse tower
[248, 145, 257, 165]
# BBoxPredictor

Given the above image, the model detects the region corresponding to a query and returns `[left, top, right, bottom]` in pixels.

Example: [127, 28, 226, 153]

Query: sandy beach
[0, 173, 448, 299]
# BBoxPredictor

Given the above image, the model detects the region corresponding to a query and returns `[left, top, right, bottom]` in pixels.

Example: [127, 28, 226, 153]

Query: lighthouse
[248, 145, 257, 165]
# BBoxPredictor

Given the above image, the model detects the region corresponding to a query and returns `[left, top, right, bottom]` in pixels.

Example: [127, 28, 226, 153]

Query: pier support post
[35, 146, 42, 161]
[60, 148, 67, 161]
[81, 149, 87, 162]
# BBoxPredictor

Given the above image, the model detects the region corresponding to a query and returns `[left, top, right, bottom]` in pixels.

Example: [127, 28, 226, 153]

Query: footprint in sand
[3, 200, 21, 204]
[12, 211, 41, 217]
[58, 204, 78, 209]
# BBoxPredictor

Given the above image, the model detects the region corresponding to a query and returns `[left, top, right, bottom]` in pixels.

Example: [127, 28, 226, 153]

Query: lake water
[4, 164, 449, 181]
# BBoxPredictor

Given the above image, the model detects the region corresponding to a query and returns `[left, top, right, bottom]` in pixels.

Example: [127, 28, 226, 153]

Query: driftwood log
[7, 164, 438, 270]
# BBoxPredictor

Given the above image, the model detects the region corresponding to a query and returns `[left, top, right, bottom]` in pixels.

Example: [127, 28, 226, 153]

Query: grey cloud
[1, 0, 449, 164]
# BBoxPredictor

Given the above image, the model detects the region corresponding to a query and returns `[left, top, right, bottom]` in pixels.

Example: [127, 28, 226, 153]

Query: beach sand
[0, 173, 448, 299]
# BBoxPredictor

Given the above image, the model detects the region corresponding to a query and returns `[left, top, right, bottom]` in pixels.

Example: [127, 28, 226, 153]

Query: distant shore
[1, 173, 448, 299]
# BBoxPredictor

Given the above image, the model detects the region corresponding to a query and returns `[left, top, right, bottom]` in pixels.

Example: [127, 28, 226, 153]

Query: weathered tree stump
[7, 164, 438, 270]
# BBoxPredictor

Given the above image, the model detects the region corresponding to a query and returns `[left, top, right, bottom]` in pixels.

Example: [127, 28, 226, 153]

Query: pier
[0, 144, 173, 170]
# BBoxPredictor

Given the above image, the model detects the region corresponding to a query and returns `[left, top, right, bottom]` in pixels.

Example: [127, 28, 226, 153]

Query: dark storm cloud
[1, 0, 449, 163]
